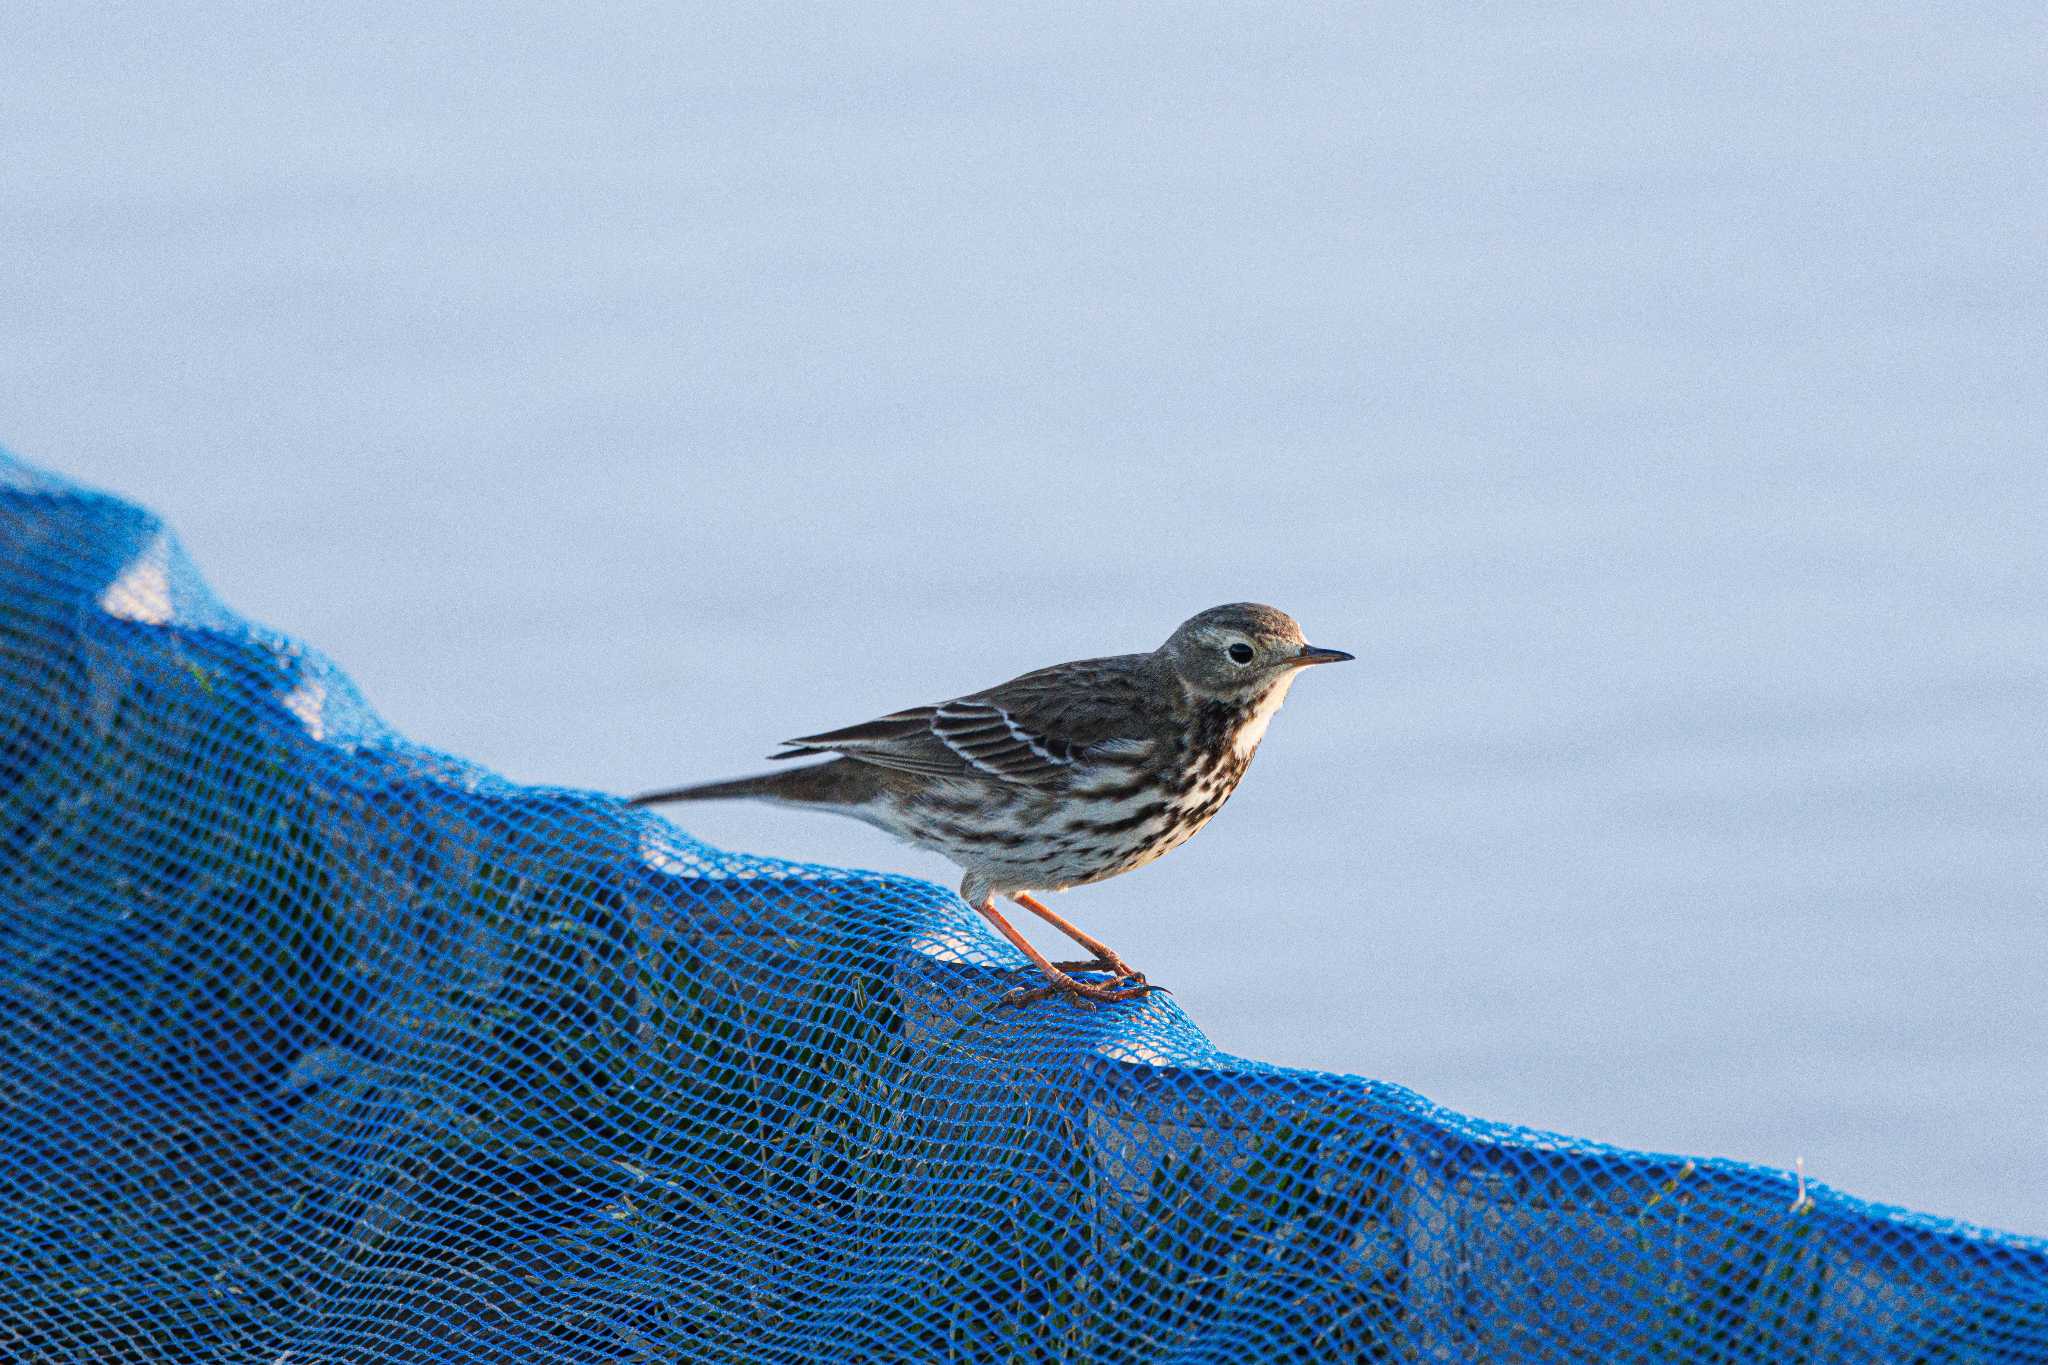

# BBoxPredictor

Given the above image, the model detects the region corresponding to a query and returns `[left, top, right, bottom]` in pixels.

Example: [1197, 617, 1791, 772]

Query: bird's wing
[773, 655, 1160, 786]
[770, 707, 970, 778]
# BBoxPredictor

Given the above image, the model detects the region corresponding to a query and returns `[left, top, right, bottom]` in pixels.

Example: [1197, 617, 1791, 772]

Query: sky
[4, 3, 2045, 1233]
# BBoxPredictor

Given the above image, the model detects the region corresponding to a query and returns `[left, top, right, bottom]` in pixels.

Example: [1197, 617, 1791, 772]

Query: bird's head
[1157, 602, 1352, 703]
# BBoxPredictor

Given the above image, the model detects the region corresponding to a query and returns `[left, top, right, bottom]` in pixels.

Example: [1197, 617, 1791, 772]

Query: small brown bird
[630, 604, 1351, 1005]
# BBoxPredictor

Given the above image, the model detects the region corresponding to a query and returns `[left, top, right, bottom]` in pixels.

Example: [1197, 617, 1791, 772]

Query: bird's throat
[1230, 673, 1297, 759]
[1184, 674, 1297, 779]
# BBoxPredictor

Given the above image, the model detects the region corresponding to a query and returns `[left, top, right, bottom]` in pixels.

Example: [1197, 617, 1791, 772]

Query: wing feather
[931, 700, 1075, 780]
[768, 654, 1161, 786]
[773, 707, 967, 777]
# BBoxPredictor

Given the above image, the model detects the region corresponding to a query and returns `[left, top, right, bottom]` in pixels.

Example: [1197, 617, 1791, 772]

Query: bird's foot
[1052, 956, 1145, 985]
[1003, 971, 1161, 1009]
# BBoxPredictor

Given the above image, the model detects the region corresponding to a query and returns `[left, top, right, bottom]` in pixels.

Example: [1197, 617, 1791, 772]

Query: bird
[629, 603, 1351, 1006]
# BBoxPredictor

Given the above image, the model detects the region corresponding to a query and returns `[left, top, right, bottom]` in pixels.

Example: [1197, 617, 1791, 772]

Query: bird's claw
[1051, 957, 1146, 985]
[1003, 971, 1161, 1009]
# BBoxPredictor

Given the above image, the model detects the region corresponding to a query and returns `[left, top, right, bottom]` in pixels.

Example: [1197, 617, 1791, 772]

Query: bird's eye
[1227, 642, 1255, 664]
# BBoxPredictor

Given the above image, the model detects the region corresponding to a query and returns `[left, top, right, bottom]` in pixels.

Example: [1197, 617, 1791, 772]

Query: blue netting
[1, 449, 2044, 1363]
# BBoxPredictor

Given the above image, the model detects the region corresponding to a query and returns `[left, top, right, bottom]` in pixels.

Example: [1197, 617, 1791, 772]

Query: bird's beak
[1288, 643, 1355, 668]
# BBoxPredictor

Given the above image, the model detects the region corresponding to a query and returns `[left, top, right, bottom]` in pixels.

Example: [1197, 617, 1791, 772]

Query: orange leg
[970, 898, 1153, 1007]
[1008, 892, 1141, 980]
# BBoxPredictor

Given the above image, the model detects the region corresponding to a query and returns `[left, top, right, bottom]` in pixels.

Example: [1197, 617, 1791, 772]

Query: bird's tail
[626, 774, 785, 807]
[627, 758, 878, 809]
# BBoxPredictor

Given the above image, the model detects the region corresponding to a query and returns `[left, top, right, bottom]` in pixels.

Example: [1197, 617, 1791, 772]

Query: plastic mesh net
[2, 450, 2044, 1364]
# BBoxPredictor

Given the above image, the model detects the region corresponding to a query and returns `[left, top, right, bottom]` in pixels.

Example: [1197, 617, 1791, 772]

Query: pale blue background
[5, 4, 2044, 1233]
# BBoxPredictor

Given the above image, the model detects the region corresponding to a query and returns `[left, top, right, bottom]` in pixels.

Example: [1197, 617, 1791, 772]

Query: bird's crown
[1165, 602, 1304, 649]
